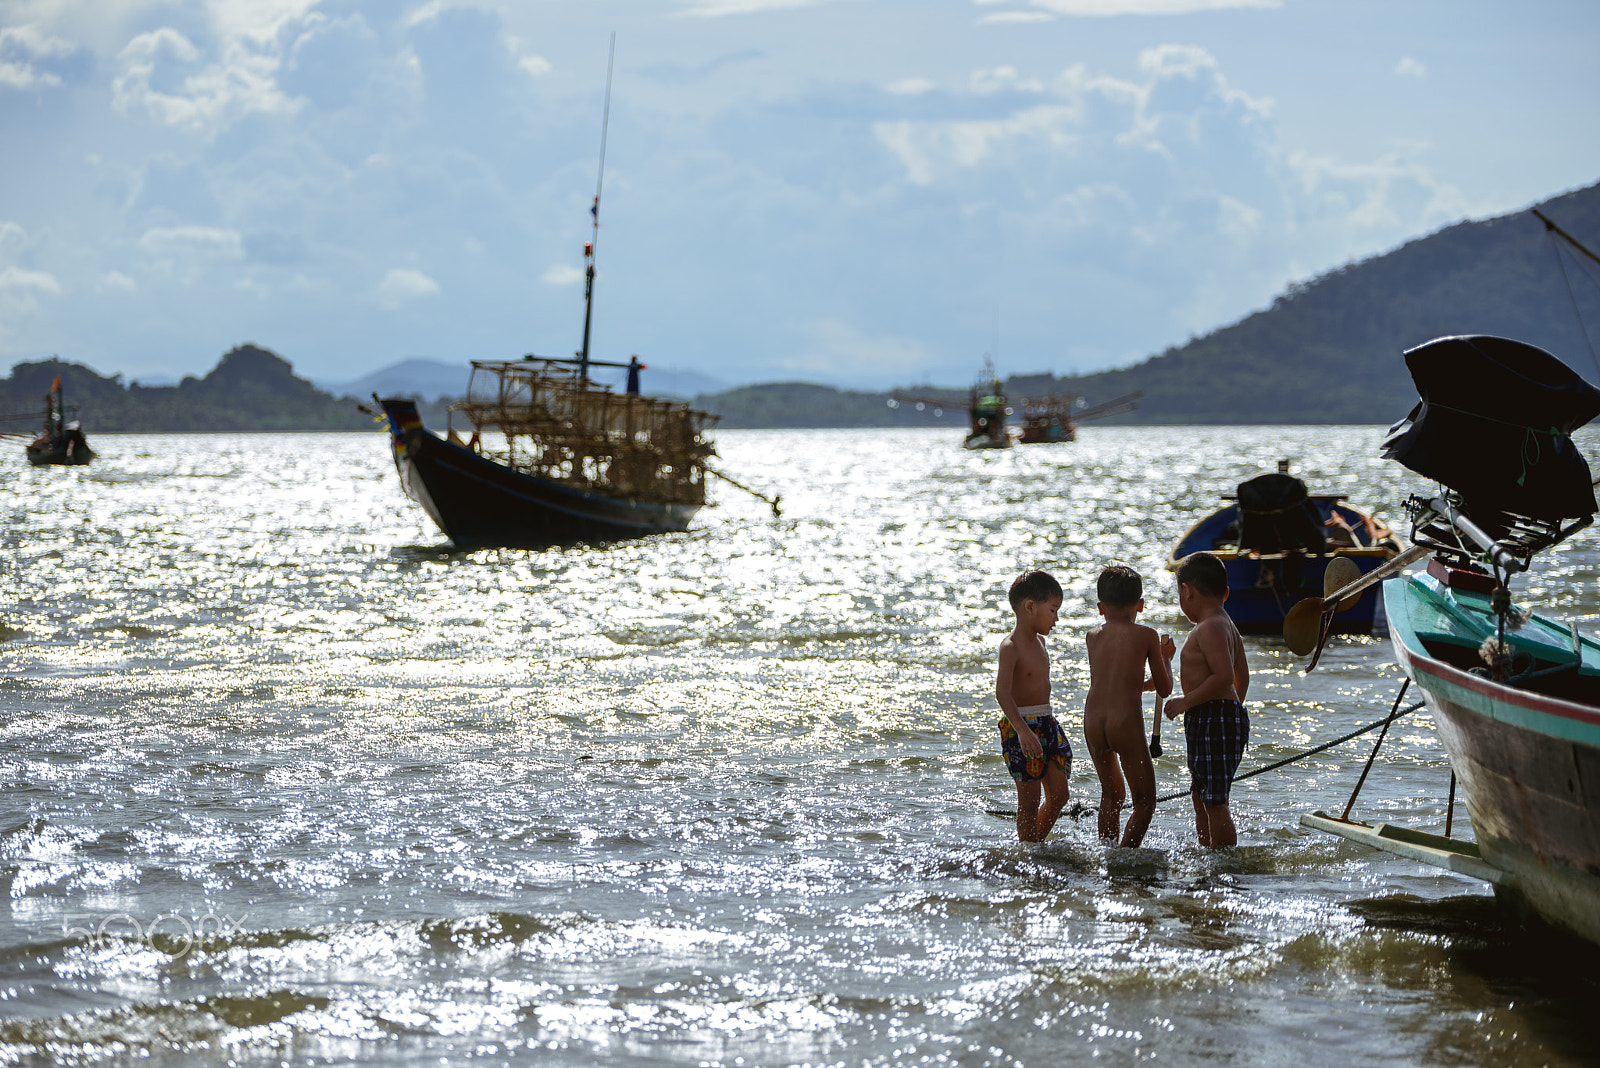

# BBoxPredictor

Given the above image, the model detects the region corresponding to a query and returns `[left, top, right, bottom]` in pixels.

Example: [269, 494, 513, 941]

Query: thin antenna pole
[578, 32, 616, 382]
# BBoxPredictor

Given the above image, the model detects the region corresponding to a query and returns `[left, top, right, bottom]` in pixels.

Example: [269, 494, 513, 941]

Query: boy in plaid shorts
[1163, 552, 1251, 847]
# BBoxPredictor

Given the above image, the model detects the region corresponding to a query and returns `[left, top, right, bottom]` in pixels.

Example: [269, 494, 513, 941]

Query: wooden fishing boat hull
[379, 399, 701, 546]
[1169, 500, 1400, 635]
[25, 433, 94, 466]
[1384, 572, 1600, 945]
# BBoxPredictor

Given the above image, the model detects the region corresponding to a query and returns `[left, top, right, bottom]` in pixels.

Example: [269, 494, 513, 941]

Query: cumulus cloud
[1395, 56, 1427, 79]
[377, 268, 440, 309]
[0, 266, 63, 296]
[138, 225, 245, 261]
[886, 77, 936, 96]
[679, 0, 835, 15]
[0, 25, 75, 90]
[541, 265, 585, 286]
[112, 21, 303, 134]
[987, 0, 1279, 14]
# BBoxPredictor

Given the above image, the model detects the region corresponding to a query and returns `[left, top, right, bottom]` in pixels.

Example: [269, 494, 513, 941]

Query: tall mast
[578, 32, 616, 383]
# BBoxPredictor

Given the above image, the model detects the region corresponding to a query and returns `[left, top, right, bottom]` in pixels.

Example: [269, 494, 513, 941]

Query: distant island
[3, 180, 1596, 432]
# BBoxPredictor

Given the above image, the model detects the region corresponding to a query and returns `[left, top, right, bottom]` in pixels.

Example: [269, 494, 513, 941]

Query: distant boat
[1169, 460, 1403, 635]
[1015, 390, 1141, 444]
[374, 36, 764, 547]
[1302, 334, 1600, 946]
[17, 375, 95, 466]
[377, 361, 718, 546]
[890, 356, 1138, 449]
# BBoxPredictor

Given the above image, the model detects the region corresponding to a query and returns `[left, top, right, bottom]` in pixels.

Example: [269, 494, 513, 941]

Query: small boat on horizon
[13, 374, 95, 466]
[1168, 460, 1404, 635]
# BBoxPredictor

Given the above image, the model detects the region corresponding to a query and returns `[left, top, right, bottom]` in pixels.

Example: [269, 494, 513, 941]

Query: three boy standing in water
[995, 552, 1250, 848]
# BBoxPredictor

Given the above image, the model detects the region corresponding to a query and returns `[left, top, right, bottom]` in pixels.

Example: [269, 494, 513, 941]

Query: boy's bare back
[1085, 620, 1165, 724]
[1175, 613, 1249, 707]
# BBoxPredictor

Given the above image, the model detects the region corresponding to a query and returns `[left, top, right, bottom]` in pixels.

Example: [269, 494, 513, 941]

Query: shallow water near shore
[2, 425, 1598, 1066]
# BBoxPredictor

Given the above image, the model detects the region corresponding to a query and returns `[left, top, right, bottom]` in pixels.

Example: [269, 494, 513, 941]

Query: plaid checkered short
[1184, 699, 1249, 806]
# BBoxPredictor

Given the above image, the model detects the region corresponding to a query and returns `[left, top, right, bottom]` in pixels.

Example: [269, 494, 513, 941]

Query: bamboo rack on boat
[445, 357, 720, 508]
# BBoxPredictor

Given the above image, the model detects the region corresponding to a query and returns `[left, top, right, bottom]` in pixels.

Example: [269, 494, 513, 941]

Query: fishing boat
[963, 356, 1011, 450]
[1300, 334, 1600, 946]
[1168, 460, 1404, 635]
[890, 357, 1139, 450]
[1015, 390, 1141, 444]
[13, 375, 95, 466]
[374, 38, 769, 547]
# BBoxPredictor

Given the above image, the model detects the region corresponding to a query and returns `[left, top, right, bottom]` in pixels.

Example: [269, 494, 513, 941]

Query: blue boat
[1168, 462, 1405, 635]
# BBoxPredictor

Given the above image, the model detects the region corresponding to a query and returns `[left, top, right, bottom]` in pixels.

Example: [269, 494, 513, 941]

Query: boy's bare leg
[1190, 790, 1211, 847]
[1034, 763, 1070, 841]
[1088, 747, 1124, 843]
[1015, 780, 1042, 842]
[1115, 746, 1156, 849]
[1203, 802, 1236, 848]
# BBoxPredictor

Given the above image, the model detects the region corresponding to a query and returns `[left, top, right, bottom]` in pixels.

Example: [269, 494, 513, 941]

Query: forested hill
[1045, 181, 1600, 424]
[697, 180, 1600, 426]
[0, 345, 376, 432]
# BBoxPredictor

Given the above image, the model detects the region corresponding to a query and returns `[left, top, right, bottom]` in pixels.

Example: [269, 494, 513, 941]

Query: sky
[2, 0, 1598, 391]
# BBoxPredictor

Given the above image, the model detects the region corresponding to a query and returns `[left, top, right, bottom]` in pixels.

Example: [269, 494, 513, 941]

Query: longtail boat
[8, 375, 95, 466]
[1168, 460, 1404, 635]
[378, 361, 717, 546]
[1300, 334, 1600, 946]
[375, 36, 752, 547]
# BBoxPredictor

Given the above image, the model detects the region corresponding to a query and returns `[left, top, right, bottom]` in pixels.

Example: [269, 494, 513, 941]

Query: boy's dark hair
[1008, 569, 1063, 610]
[1175, 552, 1228, 598]
[1096, 565, 1142, 607]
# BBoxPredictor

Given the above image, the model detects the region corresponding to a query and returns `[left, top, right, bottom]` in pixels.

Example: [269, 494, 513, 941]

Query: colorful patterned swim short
[1184, 699, 1249, 806]
[998, 713, 1072, 784]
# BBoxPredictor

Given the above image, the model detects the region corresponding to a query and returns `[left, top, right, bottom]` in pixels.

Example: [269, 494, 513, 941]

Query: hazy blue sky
[2, 0, 1597, 389]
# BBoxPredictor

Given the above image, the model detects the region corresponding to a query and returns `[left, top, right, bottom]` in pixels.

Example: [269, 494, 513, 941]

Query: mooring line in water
[984, 698, 1425, 821]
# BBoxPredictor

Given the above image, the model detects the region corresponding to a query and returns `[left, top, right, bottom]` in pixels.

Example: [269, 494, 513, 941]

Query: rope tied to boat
[984, 691, 1425, 822]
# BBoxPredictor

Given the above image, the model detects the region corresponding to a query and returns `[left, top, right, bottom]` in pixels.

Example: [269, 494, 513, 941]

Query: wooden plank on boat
[1300, 810, 1509, 886]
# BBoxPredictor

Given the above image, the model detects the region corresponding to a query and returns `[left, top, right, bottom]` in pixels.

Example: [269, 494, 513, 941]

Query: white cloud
[679, 0, 835, 15]
[969, 65, 1044, 94]
[1000, 0, 1279, 13]
[377, 267, 440, 309]
[138, 225, 245, 261]
[886, 77, 936, 96]
[504, 33, 551, 78]
[541, 264, 585, 286]
[977, 11, 1055, 22]
[102, 270, 137, 292]
[0, 266, 62, 296]
[1395, 56, 1427, 79]
[112, 23, 303, 134]
[0, 26, 74, 90]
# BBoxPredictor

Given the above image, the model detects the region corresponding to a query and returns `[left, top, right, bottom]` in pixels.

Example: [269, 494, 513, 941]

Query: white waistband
[1017, 704, 1051, 719]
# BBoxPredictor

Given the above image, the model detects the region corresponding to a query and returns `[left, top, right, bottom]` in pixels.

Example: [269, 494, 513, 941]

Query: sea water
[1, 425, 1597, 1067]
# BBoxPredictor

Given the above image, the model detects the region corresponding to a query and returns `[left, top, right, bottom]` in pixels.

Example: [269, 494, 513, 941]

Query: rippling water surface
[2, 425, 1598, 1066]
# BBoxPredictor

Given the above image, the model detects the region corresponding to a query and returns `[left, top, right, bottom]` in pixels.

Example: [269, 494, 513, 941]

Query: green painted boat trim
[1384, 576, 1600, 748]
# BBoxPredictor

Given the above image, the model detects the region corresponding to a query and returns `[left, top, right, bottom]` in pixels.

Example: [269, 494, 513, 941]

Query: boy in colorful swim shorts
[995, 569, 1071, 843]
[1163, 552, 1251, 848]
[1084, 565, 1172, 847]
